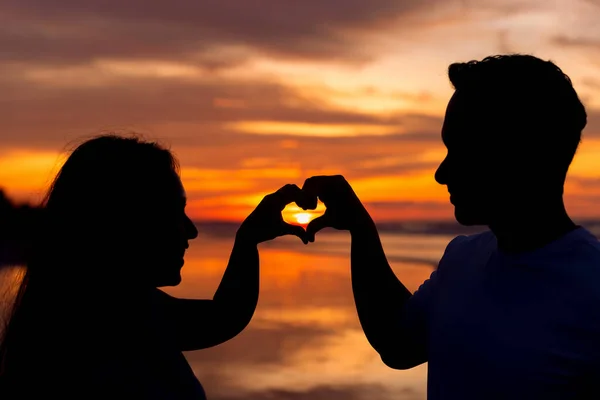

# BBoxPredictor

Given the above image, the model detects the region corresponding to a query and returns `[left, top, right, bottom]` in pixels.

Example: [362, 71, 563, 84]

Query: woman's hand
[237, 184, 308, 245]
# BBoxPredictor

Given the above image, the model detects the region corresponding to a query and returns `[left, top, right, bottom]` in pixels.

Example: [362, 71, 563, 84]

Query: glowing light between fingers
[282, 201, 326, 226]
[295, 213, 312, 224]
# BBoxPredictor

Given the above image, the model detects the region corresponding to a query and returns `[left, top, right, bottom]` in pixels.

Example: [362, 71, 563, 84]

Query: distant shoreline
[193, 220, 485, 236]
[194, 219, 600, 237]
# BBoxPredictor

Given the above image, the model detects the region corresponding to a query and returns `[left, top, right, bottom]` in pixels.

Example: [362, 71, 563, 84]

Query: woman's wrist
[235, 224, 259, 246]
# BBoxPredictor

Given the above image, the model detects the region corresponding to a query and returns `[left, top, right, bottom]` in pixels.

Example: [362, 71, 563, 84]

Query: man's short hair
[448, 54, 587, 174]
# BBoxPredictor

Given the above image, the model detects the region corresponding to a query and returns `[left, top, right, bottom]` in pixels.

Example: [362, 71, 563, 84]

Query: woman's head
[37, 134, 198, 287]
[0, 134, 198, 386]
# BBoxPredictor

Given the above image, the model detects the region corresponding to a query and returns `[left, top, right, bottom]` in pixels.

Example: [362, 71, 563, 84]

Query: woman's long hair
[0, 134, 179, 388]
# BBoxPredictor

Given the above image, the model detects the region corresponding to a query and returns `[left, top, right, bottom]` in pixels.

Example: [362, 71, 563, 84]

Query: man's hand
[237, 184, 309, 245]
[298, 175, 373, 242]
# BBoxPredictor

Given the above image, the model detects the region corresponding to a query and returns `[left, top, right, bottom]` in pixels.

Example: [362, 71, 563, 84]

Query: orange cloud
[226, 121, 402, 137]
[3, 0, 600, 224]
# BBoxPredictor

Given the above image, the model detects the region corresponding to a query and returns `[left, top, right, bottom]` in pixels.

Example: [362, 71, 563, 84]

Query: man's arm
[350, 219, 427, 369]
[301, 175, 429, 369]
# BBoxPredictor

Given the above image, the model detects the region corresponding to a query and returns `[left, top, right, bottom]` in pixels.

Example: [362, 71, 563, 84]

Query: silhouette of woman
[0, 134, 308, 399]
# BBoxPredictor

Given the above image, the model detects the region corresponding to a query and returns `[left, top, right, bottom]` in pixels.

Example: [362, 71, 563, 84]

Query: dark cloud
[549, 35, 600, 70]
[550, 35, 600, 70]
[0, 0, 448, 66]
[0, 67, 445, 182]
[551, 36, 600, 50]
[0, 0, 453, 187]
[173, 132, 443, 187]
[0, 73, 441, 148]
[582, 78, 600, 91]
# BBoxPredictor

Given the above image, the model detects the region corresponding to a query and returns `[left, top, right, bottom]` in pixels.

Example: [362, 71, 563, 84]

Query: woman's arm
[156, 235, 258, 351]
[157, 184, 307, 351]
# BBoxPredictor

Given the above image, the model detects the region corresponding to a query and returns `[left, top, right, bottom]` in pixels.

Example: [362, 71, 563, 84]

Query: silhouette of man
[298, 55, 600, 399]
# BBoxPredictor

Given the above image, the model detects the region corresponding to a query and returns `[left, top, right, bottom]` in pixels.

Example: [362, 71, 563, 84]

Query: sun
[294, 213, 312, 224]
[281, 201, 326, 226]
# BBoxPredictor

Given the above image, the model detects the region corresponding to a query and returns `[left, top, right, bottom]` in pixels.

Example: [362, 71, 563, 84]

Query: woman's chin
[154, 262, 184, 287]
[156, 274, 182, 287]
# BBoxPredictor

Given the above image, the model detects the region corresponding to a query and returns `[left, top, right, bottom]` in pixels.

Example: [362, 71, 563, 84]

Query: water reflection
[164, 231, 450, 400]
[0, 231, 451, 400]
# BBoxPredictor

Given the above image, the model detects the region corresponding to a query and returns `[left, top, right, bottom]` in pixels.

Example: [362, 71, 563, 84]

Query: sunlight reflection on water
[163, 231, 450, 400]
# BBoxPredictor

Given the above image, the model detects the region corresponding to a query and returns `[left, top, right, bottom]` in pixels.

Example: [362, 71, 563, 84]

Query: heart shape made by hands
[282, 199, 326, 229]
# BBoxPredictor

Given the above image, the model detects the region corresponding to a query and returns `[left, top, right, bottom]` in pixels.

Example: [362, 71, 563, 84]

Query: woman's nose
[185, 216, 198, 239]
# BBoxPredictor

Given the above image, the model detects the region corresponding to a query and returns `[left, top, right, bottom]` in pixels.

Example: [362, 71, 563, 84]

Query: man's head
[435, 54, 587, 226]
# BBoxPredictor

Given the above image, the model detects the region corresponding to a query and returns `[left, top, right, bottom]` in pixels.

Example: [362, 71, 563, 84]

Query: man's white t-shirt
[404, 227, 600, 399]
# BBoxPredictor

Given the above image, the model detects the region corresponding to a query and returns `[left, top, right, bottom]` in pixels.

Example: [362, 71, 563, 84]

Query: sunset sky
[2, 0, 600, 223]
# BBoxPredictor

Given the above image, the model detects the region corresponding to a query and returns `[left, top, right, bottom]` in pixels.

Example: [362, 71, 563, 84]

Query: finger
[306, 214, 332, 242]
[298, 176, 328, 210]
[272, 184, 304, 210]
[281, 223, 309, 244]
[300, 175, 346, 209]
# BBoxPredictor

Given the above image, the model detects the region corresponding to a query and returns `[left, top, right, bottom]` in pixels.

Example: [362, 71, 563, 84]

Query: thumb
[306, 214, 331, 242]
[281, 223, 309, 244]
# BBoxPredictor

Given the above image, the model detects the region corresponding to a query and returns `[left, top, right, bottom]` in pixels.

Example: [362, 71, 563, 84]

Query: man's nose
[435, 158, 449, 185]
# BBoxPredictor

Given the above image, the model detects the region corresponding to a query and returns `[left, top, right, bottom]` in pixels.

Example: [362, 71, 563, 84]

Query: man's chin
[454, 207, 486, 226]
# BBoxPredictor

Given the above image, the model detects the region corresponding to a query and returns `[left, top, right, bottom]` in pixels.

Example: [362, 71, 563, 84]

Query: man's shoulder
[561, 227, 600, 268]
[437, 231, 496, 270]
[539, 227, 600, 266]
[445, 230, 496, 255]
[571, 227, 600, 251]
[552, 228, 600, 305]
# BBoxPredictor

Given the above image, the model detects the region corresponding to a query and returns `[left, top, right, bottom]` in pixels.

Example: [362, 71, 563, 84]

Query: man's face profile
[435, 90, 508, 226]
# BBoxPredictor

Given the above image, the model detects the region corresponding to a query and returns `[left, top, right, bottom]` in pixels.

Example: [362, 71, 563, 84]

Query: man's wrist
[349, 209, 376, 236]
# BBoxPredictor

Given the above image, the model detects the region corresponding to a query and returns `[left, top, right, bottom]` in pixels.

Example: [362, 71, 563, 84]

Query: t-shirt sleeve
[398, 235, 467, 352]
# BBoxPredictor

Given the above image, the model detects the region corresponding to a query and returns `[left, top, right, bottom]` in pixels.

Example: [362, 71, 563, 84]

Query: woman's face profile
[127, 172, 198, 287]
